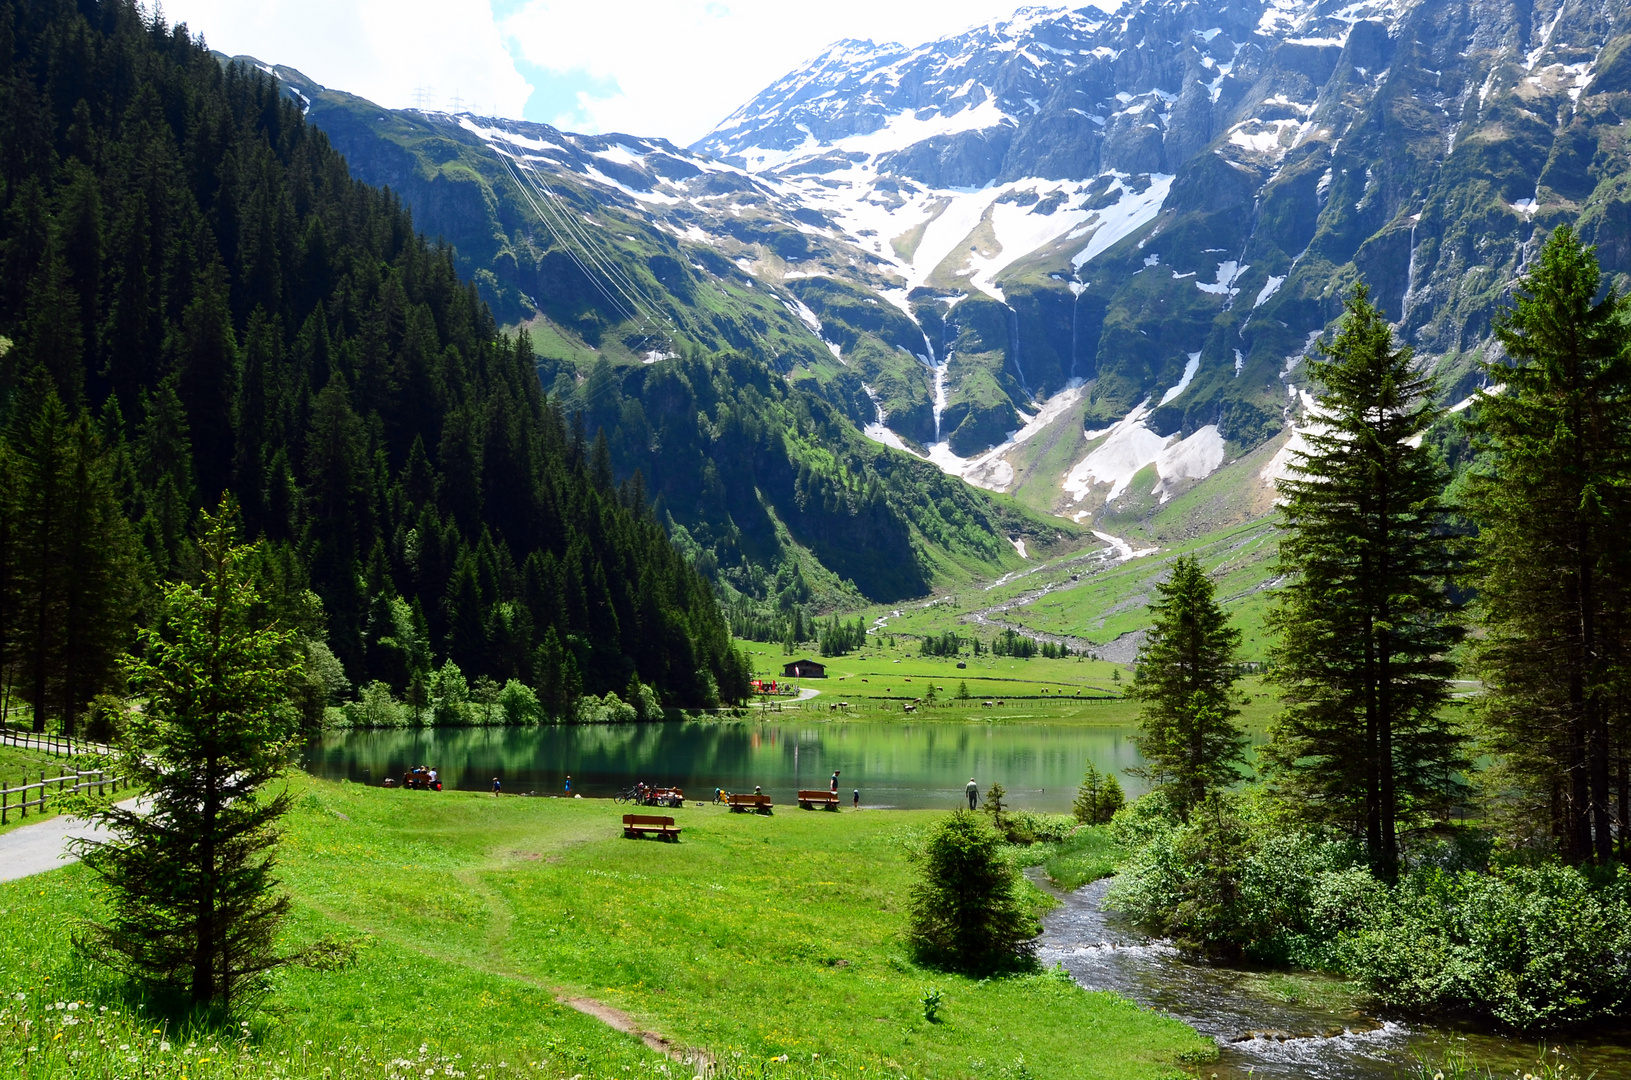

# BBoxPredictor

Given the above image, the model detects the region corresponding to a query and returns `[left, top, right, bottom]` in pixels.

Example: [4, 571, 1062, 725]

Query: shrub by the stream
[998, 810, 1078, 844]
[908, 810, 1039, 975]
[1110, 790, 1631, 1029]
[1107, 792, 1370, 964]
[1339, 862, 1631, 1030]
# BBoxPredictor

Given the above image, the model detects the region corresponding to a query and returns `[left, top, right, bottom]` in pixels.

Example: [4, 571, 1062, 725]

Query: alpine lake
[303, 658, 1631, 1080]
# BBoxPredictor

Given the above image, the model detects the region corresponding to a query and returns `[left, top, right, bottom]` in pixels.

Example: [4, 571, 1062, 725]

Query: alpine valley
[239, 0, 1631, 635]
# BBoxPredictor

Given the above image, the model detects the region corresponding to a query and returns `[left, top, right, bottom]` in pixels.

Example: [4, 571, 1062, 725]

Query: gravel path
[0, 799, 139, 882]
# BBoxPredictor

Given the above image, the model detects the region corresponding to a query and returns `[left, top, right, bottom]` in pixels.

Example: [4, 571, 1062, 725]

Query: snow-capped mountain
[267, 0, 1631, 531]
[681, 0, 1631, 513]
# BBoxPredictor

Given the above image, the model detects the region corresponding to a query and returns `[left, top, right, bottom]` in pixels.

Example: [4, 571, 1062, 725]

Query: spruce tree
[907, 810, 1038, 975]
[1263, 285, 1467, 879]
[1462, 227, 1631, 863]
[1128, 556, 1246, 818]
[1072, 762, 1125, 824]
[77, 499, 302, 1010]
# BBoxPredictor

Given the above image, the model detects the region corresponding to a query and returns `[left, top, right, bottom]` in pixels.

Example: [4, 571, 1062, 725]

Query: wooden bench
[798, 789, 840, 811]
[623, 813, 681, 841]
[726, 792, 773, 814]
[646, 787, 684, 807]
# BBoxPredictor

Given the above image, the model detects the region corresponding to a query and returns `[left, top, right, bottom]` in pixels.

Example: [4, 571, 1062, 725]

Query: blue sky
[158, 0, 1094, 144]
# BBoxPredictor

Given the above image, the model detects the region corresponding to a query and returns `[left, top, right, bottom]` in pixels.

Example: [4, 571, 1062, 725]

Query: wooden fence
[1, 769, 127, 825]
[0, 724, 113, 760]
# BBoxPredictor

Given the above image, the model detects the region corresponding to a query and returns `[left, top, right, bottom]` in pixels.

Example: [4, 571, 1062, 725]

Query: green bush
[1340, 862, 1631, 1030]
[1107, 793, 1366, 964]
[498, 679, 540, 725]
[908, 810, 1040, 975]
[1000, 811, 1077, 845]
[576, 691, 638, 724]
[1108, 792, 1631, 1029]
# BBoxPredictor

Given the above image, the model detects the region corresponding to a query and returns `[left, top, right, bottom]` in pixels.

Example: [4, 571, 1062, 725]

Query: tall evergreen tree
[1127, 556, 1246, 817]
[1462, 227, 1631, 863]
[1263, 285, 1467, 879]
[8, 380, 139, 731]
[77, 500, 302, 1010]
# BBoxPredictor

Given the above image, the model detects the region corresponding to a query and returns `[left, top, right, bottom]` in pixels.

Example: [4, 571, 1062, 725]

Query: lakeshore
[0, 774, 1208, 1080]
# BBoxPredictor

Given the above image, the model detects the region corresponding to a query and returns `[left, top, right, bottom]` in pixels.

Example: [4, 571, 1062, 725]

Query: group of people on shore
[392, 768, 929, 809]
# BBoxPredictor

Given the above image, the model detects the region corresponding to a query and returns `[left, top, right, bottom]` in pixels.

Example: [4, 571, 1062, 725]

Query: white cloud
[160, 0, 533, 118]
[156, 0, 1120, 144]
[500, 0, 1058, 143]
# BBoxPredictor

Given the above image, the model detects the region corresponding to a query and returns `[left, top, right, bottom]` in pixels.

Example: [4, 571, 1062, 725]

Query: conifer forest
[0, 0, 748, 732]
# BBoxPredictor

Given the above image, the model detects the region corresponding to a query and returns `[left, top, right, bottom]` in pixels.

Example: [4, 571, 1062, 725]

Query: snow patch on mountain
[923, 383, 1086, 492]
[1063, 395, 1228, 506]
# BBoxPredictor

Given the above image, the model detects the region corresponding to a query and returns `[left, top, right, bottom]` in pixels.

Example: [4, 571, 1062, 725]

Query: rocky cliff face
[688, 0, 1631, 519]
[253, 0, 1631, 532]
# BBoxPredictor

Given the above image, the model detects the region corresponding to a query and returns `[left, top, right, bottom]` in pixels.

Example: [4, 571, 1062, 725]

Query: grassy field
[741, 639, 1281, 732]
[0, 740, 122, 836]
[0, 776, 1210, 1080]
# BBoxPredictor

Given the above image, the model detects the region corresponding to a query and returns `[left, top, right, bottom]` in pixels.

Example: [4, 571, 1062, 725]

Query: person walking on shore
[966, 777, 979, 810]
[830, 769, 840, 792]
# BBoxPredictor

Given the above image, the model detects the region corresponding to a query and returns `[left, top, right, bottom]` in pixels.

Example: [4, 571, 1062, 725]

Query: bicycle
[614, 785, 640, 804]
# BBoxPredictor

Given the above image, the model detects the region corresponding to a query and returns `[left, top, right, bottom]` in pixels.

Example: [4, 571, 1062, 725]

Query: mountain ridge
[232, 0, 1631, 621]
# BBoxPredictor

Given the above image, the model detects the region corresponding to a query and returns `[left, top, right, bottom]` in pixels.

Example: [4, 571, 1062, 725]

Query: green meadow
[739, 639, 1280, 731]
[1, 776, 1208, 1080]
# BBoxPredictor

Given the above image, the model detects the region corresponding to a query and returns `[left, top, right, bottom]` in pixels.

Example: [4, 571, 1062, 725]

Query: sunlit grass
[1, 776, 1208, 1079]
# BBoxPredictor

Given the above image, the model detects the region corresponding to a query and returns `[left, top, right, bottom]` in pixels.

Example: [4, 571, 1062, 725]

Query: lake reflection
[301, 721, 1148, 811]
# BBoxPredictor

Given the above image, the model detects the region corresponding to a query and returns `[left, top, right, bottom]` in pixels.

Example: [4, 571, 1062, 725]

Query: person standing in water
[966, 777, 978, 810]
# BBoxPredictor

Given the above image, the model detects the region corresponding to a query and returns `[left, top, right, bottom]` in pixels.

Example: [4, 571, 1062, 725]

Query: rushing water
[301, 720, 1147, 810]
[1035, 875, 1631, 1080]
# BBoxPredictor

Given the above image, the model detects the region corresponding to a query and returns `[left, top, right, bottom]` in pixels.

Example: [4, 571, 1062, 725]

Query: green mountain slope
[214, 66, 1075, 605]
[0, 0, 746, 721]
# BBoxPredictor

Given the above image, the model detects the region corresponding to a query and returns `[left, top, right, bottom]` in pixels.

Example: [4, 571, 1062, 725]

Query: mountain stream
[1034, 874, 1631, 1079]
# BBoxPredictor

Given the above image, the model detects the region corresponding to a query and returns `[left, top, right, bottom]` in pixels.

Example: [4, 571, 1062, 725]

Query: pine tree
[1263, 285, 1467, 879]
[1072, 762, 1125, 824]
[12, 382, 72, 731]
[1128, 556, 1246, 818]
[76, 500, 303, 1010]
[55, 411, 140, 732]
[907, 810, 1038, 975]
[1462, 227, 1631, 863]
[0, 427, 18, 722]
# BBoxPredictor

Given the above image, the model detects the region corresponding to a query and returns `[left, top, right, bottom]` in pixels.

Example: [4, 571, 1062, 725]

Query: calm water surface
[302, 720, 1147, 810]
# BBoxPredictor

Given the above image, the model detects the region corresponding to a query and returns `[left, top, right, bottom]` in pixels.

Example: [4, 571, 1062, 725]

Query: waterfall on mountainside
[1006, 304, 1031, 397]
[1069, 283, 1086, 384]
[1402, 220, 1419, 324]
[918, 328, 949, 444]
